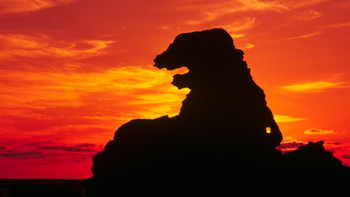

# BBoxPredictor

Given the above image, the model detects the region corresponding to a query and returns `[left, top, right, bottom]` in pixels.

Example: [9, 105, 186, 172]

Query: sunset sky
[1, 0, 350, 179]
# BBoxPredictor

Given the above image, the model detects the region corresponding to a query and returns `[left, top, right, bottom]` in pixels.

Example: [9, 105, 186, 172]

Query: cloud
[182, 0, 328, 25]
[277, 136, 308, 152]
[295, 10, 322, 21]
[277, 138, 307, 152]
[0, 151, 42, 158]
[0, 0, 76, 14]
[0, 146, 6, 150]
[325, 141, 343, 146]
[323, 21, 350, 29]
[323, 141, 350, 166]
[283, 81, 343, 92]
[342, 154, 350, 159]
[285, 31, 322, 40]
[183, 1, 287, 25]
[231, 33, 246, 39]
[304, 128, 335, 135]
[237, 0, 327, 11]
[244, 43, 255, 49]
[238, 0, 328, 11]
[0, 65, 188, 118]
[0, 141, 101, 162]
[238, 0, 287, 11]
[0, 34, 114, 62]
[218, 17, 255, 40]
[0, 64, 189, 152]
[76, 143, 96, 148]
[223, 17, 256, 34]
[26, 141, 52, 146]
[274, 115, 306, 123]
[39, 145, 95, 152]
[279, 0, 328, 8]
[278, 141, 306, 149]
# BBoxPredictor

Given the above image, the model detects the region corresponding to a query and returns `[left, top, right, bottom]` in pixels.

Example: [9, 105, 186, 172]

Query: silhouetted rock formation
[86, 29, 350, 196]
[154, 29, 282, 150]
[280, 141, 350, 196]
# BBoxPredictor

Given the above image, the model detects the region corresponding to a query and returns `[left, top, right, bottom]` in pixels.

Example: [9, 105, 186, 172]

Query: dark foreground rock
[85, 29, 350, 196]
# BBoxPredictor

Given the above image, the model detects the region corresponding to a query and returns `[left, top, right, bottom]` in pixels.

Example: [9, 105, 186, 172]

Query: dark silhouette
[86, 29, 350, 196]
[9, 183, 82, 197]
[0, 179, 84, 197]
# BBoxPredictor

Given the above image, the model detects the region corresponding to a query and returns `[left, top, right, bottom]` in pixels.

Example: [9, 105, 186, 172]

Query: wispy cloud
[223, 17, 256, 36]
[0, 34, 114, 62]
[183, 1, 287, 25]
[278, 141, 306, 149]
[304, 128, 335, 135]
[0, 0, 76, 14]
[0, 141, 99, 161]
[0, 65, 189, 144]
[285, 31, 322, 40]
[213, 17, 256, 39]
[231, 33, 246, 39]
[278, 139, 307, 152]
[39, 145, 96, 152]
[323, 21, 350, 29]
[295, 10, 322, 21]
[0, 151, 42, 158]
[26, 141, 52, 146]
[280, 0, 328, 8]
[244, 43, 255, 50]
[76, 143, 96, 148]
[241, 0, 328, 11]
[274, 115, 306, 123]
[182, 0, 328, 25]
[236, 0, 287, 12]
[283, 81, 343, 92]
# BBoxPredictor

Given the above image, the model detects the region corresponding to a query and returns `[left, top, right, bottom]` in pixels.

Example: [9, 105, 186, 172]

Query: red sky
[0, 0, 350, 179]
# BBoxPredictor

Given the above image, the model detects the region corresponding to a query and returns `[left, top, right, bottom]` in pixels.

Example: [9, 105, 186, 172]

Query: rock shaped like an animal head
[154, 28, 235, 70]
[154, 28, 245, 90]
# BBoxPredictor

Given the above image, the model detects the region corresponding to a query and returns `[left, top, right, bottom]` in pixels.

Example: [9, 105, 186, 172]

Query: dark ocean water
[0, 179, 85, 197]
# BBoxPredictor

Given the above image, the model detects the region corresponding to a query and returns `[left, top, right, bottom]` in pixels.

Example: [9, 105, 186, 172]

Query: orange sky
[0, 0, 350, 179]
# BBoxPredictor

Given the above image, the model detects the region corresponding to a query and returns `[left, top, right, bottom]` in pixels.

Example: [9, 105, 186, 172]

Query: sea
[0, 179, 85, 197]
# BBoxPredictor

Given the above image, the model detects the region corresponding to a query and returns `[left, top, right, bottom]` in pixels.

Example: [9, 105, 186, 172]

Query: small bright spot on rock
[266, 127, 271, 134]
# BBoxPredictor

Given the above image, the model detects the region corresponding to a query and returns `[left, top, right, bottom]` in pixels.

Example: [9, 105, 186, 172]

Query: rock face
[86, 29, 349, 196]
